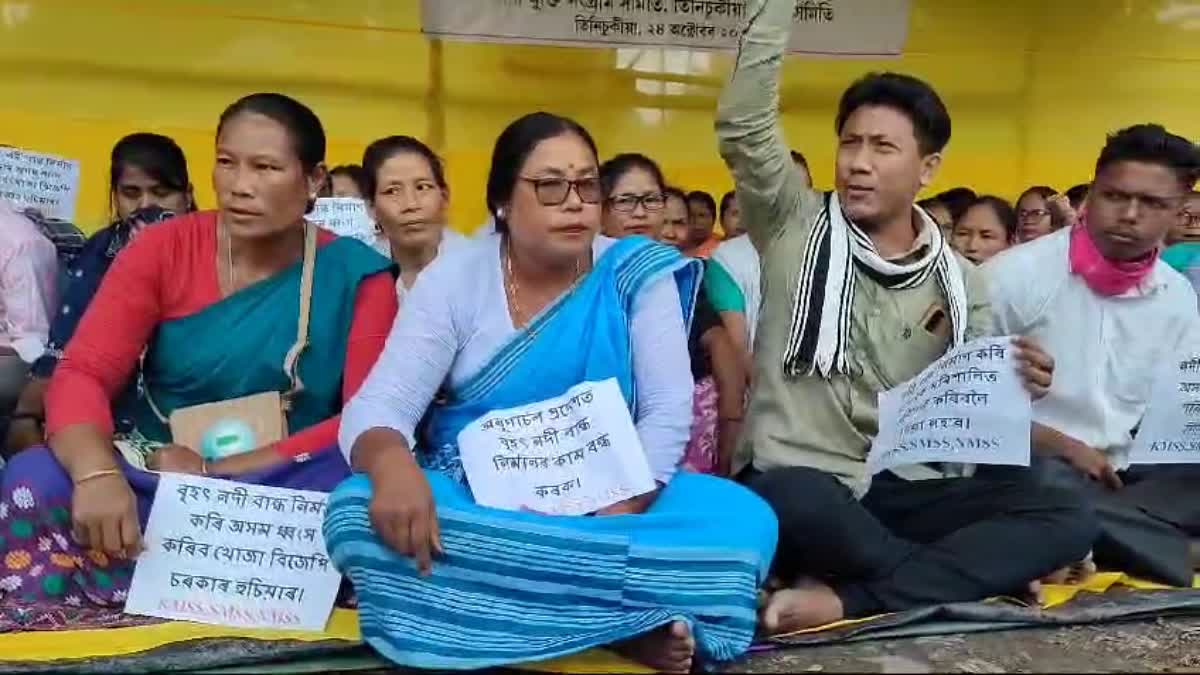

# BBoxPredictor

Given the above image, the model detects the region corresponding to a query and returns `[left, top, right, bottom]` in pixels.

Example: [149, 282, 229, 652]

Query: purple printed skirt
[680, 376, 719, 475]
[0, 445, 349, 607]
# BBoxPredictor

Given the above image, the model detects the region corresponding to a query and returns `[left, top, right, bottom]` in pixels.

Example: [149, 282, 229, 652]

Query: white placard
[421, 0, 910, 57]
[308, 197, 377, 245]
[1129, 353, 1200, 465]
[124, 475, 340, 632]
[868, 337, 1032, 475]
[0, 147, 81, 221]
[458, 378, 656, 515]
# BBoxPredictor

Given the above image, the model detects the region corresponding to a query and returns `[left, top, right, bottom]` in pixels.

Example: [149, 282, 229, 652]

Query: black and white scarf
[783, 191, 968, 378]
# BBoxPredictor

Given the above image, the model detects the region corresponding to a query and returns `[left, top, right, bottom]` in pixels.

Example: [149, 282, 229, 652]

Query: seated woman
[329, 164, 370, 200]
[950, 195, 1018, 265]
[6, 133, 196, 457]
[1162, 190, 1200, 301]
[325, 113, 776, 673]
[599, 154, 746, 476]
[361, 135, 466, 302]
[658, 186, 691, 248]
[707, 190, 762, 378]
[1016, 185, 1061, 243]
[0, 93, 397, 606]
[917, 197, 954, 236]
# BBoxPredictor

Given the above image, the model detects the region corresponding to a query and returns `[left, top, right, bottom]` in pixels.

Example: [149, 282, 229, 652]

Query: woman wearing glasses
[600, 154, 748, 477]
[325, 114, 776, 673]
[1016, 185, 1060, 243]
[1165, 190, 1200, 246]
[1161, 190, 1200, 299]
[600, 153, 668, 238]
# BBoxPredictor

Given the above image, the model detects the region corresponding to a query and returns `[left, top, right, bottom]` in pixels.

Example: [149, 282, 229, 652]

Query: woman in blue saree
[0, 93, 397, 607]
[327, 113, 776, 672]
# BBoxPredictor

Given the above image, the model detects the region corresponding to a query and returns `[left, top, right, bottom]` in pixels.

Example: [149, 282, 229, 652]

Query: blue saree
[324, 236, 777, 669]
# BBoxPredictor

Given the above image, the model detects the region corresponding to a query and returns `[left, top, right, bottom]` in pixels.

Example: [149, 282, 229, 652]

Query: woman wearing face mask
[325, 114, 776, 673]
[6, 133, 197, 456]
[600, 155, 748, 477]
[0, 94, 397, 607]
[362, 136, 465, 303]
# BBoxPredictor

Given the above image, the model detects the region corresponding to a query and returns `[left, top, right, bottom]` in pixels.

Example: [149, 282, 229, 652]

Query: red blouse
[45, 211, 398, 458]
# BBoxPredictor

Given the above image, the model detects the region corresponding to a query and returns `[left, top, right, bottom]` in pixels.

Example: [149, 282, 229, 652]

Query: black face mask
[106, 206, 178, 257]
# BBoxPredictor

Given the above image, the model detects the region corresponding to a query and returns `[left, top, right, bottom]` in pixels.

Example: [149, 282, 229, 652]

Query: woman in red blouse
[0, 93, 397, 607]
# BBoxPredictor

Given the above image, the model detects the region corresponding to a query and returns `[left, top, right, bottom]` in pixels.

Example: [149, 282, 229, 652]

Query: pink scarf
[1068, 214, 1157, 296]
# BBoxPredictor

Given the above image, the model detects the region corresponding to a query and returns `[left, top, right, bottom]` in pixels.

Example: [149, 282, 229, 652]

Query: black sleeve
[687, 282, 721, 380]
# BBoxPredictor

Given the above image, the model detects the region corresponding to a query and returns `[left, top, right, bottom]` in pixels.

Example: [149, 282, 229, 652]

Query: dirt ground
[727, 618, 1200, 673]
[353, 618, 1200, 674]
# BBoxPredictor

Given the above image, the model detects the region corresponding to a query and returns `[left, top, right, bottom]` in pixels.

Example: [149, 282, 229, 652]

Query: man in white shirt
[986, 124, 1200, 586]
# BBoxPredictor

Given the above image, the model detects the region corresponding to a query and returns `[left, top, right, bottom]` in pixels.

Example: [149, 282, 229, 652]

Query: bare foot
[1068, 554, 1097, 583]
[613, 620, 695, 673]
[1041, 552, 1097, 587]
[760, 578, 845, 636]
[1025, 579, 1045, 605]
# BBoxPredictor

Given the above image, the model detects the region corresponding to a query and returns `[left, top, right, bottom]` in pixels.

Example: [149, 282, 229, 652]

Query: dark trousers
[1031, 458, 1200, 587]
[0, 352, 28, 451]
[747, 466, 1098, 618]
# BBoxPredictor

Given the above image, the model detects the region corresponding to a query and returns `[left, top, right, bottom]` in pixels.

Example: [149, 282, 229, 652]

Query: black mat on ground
[765, 588, 1200, 648]
[0, 640, 370, 674]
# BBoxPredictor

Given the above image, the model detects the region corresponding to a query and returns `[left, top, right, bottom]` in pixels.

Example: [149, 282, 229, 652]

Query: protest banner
[421, 0, 910, 56]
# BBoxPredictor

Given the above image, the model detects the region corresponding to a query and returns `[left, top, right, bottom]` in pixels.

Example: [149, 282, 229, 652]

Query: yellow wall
[1, 0, 1197, 232]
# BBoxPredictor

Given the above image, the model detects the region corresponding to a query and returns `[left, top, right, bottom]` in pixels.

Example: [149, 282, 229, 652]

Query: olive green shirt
[715, 0, 992, 485]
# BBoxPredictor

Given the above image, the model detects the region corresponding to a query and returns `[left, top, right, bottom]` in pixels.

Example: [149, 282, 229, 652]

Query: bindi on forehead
[526, 162, 597, 178]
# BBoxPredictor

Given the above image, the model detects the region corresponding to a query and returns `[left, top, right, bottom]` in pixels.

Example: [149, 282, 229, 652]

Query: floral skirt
[680, 376, 719, 474]
[0, 444, 350, 606]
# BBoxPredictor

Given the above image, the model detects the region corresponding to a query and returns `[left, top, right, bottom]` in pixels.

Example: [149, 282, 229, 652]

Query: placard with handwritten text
[124, 475, 340, 631]
[0, 146, 81, 221]
[868, 337, 1031, 476]
[309, 197, 378, 246]
[458, 378, 656, 515]
[1130, 352, 1200, 465]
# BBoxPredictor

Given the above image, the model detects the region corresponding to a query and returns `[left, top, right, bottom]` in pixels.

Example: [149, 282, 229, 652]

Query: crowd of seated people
[1, 0, 1199, 671]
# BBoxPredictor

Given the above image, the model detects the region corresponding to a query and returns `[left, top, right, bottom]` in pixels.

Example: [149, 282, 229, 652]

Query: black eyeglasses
[519, 176, 602, 206]
[608, 192, 666, 213]
[1018, 209, 1050, 220]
